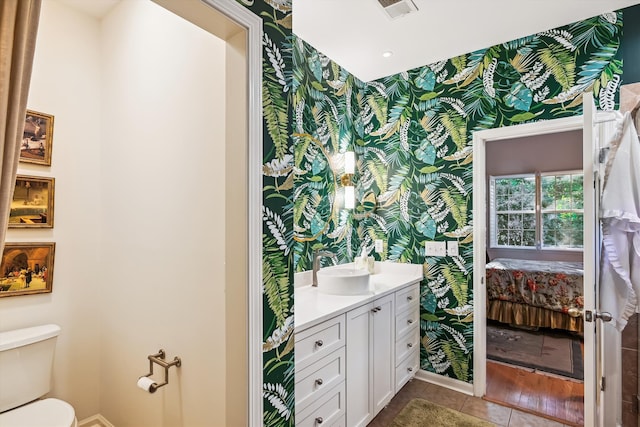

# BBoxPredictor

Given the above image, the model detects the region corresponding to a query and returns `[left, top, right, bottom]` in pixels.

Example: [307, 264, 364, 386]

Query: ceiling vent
[377, 0, 419, 19]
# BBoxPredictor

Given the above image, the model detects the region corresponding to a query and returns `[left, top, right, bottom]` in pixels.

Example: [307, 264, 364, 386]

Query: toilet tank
[0, 324, 61, 413]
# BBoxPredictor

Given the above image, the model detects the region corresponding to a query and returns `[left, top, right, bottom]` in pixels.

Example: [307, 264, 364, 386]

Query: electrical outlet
[374, 239, 384, 253]
[447, 240, 459, 257]
[425, 241, 446, 257]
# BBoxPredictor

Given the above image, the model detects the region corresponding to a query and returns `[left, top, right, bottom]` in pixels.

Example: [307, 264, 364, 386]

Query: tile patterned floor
[368, 379, 574, 427]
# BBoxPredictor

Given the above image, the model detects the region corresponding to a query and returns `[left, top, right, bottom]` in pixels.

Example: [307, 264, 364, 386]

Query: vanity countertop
[294, 261, 423, 332]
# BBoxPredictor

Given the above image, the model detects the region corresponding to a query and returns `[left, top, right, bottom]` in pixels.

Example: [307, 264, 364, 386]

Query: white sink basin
[317, 266, 371, 295]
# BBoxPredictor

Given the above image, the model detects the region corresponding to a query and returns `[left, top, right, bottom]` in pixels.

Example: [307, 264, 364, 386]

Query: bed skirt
[487, 300, 583, 333]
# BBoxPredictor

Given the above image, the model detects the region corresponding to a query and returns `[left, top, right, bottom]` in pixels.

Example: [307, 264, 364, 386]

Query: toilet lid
[0, 398, 75, 427]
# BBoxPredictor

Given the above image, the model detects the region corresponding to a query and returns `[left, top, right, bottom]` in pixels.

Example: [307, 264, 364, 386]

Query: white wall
[1, 0, 231, 424]
[99, 1, 227, 426]
[0, 0, 103, 419]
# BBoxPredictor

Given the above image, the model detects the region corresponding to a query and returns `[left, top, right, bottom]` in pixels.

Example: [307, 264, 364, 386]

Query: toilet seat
[0, 398, 77, 427]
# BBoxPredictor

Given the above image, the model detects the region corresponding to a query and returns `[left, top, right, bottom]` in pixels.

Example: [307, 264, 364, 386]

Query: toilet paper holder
[140, 349, 181, 393]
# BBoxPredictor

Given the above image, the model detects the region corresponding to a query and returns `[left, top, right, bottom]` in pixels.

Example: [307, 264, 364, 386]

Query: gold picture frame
[9, 175, 55, 228]
[21, 110, 54, 166]
[0, 242, 56, 297]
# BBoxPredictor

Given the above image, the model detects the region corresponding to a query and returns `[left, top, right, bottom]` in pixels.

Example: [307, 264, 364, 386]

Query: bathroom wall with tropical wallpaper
[293, 11, 623, 385]
[237, 1, 294, 426]
[239, 1, 624, 425]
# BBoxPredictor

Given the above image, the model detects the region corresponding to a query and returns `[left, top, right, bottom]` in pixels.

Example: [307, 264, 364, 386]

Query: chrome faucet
[312, 249, 338, 287]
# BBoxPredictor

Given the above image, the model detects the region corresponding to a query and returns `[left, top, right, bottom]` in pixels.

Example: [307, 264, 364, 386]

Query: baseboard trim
[414, 369, 474, 396]
[78, 414, 115, 427]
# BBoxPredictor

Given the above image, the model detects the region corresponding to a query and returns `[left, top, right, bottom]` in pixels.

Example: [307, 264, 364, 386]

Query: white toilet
[0, 324, 77, 427]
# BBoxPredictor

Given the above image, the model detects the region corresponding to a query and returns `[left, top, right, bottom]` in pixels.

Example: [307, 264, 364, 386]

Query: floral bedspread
[486, 258, 584, 314]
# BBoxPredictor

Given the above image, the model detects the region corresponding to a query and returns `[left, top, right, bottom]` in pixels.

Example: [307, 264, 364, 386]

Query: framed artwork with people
[9, 175, 55, 228]
[21, 110, 54, 166]
[0, 242, 55, 297]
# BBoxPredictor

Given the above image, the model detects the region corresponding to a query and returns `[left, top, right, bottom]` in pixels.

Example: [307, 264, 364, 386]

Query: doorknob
[584, 310, 613, 323]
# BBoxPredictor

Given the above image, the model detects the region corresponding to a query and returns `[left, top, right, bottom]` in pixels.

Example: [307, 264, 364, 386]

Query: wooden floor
[485, 361, 584, 426]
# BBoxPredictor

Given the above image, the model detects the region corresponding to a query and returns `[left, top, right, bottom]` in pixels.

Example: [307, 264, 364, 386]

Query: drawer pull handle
[315, 378, 323, 386]
[407, 367, 414, 373]
[407, 319, 414, 324]
[315, 416, 324, 424]
[407, 343, 413, 348]
[315, 340, 323, 347]
[407, 296, 413, 301]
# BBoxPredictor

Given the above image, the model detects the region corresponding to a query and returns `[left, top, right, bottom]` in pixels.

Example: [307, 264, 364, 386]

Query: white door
[582, 92, 618, 427]
[582, 92, 600, 427]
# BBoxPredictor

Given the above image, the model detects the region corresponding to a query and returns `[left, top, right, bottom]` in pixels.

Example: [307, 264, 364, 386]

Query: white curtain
[0, 0, 41, 254]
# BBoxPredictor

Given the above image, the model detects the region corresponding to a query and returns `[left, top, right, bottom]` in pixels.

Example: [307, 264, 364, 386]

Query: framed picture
[0, 242, 56, 297]
[9, 175, 55, 228]
[21, 110, 54, 166]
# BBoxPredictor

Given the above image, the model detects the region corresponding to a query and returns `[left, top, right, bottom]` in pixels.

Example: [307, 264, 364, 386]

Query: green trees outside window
[491, 172, 583, 250]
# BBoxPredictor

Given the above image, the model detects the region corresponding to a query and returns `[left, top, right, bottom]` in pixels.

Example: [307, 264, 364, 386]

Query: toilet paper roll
[137, 376, 158, 393]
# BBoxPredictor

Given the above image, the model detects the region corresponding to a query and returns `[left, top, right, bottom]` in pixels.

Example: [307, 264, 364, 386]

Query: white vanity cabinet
[394, 283, 420, 392]
[295, 315, 347, 426]
[345, 293, 394, 427]
[294, 262, 423, 427]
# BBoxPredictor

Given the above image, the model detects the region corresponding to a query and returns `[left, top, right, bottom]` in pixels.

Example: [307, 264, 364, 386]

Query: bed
[485, 258, 584, 333]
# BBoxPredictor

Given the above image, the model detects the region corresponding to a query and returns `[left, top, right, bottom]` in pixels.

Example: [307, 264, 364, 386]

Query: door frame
[471, 116, 585, 402]
[193, 1, 263, 424]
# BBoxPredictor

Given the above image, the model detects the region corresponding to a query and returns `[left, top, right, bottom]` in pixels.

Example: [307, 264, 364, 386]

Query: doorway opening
[150, 1, 263, 425]
[472, 116, 590, 426]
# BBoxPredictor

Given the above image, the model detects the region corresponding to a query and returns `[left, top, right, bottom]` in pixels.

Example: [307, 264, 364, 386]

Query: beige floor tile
[507, 409, 566, 427]
[368, 379, 573, 427]
[460, 397, 511, 427]
[420, 381, 469, 411]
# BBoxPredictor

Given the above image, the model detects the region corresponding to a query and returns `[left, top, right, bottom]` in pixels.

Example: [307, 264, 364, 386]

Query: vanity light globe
[344, 186, 355, 209]
[344, 151, 355, 174]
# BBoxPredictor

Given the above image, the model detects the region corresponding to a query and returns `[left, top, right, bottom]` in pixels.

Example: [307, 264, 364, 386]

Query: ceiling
[57, 0, 640, 82]
[294, 0, 640, 82]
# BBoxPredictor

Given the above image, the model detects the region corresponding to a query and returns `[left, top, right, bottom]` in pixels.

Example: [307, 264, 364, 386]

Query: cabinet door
[372, 293, 395, 415]
[346, 303, 373, 427]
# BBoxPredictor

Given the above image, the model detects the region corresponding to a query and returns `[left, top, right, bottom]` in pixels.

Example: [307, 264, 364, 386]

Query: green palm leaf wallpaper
[293, 12, 622, 385]
[239, 1, 622, 424]
[237, 1, 295, 426]
[292, 38, 369, 271]
[366, 12, 622, 381]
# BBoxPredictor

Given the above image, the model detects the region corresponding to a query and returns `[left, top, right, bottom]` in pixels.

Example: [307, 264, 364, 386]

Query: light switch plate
[425, 241, 446, 257]
[374, 239, 384, 253]
[447, 240, 459, 257]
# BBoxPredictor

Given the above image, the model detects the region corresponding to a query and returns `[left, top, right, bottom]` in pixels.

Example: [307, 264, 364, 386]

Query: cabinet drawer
[395, 349, 419, 393]
[395, 306, 419, 338]
[295, 347, 345, 412]
[296, 381, 345, 427]
[296, 314, 345, 371]
[395, 283, 419, 314]
[395, 324, 419, 366]
[329, 414, 345, 427]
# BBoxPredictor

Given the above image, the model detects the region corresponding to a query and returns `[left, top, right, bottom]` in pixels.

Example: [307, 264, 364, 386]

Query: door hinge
[601, 376, 606, 392]
[599, 147, 610, 163]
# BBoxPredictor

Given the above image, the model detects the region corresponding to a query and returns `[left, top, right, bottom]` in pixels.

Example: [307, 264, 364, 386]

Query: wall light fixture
[341, 151, 355, 209]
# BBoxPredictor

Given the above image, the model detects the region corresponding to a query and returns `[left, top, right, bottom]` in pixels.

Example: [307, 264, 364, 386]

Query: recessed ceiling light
[382, 51, 394, 58]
